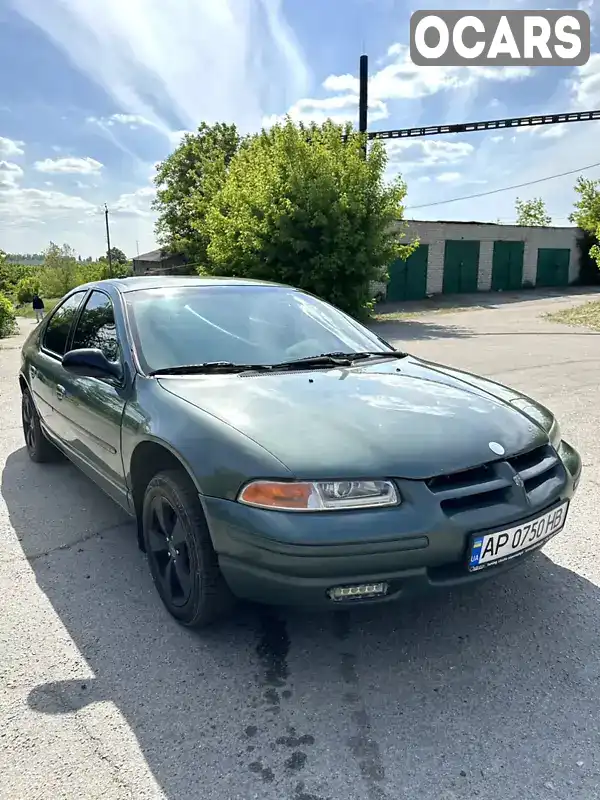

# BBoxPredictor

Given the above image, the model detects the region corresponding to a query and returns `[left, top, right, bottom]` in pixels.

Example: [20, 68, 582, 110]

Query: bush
[0, 293, 17, 338]
[16, 276, 41, 304]
[0, 263, 37, 296]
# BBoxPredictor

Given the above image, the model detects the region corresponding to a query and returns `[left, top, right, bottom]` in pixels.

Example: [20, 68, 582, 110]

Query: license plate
[468, 501, 569, 572]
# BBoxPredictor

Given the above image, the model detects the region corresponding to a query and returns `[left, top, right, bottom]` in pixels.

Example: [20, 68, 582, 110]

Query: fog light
[327, 582, 389, 602]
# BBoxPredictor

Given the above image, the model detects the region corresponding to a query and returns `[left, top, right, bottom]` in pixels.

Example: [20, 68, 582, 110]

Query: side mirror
[62, 348, 122, 380]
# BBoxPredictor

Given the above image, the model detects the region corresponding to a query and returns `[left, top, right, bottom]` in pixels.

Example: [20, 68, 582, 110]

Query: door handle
[56, 384, 66, 400]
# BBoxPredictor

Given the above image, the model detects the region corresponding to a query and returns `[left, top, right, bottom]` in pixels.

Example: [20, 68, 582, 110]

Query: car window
[71, 290, 120, 363]
[125, 285, 392, 373]
[42, 291, 87, 357]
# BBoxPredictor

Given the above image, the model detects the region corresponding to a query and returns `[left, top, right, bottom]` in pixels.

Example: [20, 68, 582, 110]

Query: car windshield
[125, 285, 394, 373]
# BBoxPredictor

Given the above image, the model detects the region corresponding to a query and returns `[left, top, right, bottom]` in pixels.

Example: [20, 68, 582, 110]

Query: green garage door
[536, 248, 570, 287]
[443, 240, 480, 294]
[491, 240, 524, 291]
[387, 244, 428, 302]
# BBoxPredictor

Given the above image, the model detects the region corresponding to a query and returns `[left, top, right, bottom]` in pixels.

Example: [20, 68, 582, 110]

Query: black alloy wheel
[146, 493, 193, 609]
[142, 470, 235, 628]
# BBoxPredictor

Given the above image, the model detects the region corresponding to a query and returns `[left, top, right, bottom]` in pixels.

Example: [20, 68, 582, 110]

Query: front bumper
[204, 440, 582, 609]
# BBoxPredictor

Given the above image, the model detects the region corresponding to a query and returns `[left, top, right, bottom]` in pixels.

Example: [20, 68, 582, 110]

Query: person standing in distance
[32, 293, 45, 324]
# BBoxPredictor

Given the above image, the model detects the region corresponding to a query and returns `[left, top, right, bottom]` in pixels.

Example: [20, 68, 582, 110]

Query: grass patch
[546, 301, 600, 331]
[15, 298, 60, 318]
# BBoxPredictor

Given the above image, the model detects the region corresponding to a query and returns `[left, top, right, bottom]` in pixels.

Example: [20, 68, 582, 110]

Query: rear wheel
[142, 469, 235, 628]
[21, 388, 62, 463]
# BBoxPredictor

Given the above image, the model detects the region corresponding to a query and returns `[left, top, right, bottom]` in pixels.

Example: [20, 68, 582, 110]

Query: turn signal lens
[237, 479, 400, 511]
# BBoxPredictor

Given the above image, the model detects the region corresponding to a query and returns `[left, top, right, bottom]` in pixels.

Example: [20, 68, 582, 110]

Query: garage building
[386, 220, 584, 302]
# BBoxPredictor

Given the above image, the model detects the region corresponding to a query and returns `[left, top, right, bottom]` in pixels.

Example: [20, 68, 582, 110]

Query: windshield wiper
[321, 350, 408, 361]
[270, 350, 408, 371]
[148, 362, 271, 376]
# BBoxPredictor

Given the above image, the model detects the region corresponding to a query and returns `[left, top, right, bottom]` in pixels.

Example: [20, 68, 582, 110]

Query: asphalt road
[2, 289, 600, 800]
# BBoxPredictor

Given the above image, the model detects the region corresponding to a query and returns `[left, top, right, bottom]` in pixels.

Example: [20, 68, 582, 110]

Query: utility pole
[358, 54, 368, 158]
[104, 203, 113, 278]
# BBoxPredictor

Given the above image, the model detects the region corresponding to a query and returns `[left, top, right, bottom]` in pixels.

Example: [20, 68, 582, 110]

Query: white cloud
[0, 187, 95, 222]
[513, 124, 570, 140]
[263, 95, 388, 127]
[386, 138, 474, 170]
[436, 172, 461, 183]
[323, 45, 531, 103]
[571, 53, 600, 108]
[34, 156, 104, 175]
[0, 161, 24, 189]
[0, 136, 25, 158]
[12, 0, 310, 134]
[87, 113, 154, 129]
[110, 186, 157, 218]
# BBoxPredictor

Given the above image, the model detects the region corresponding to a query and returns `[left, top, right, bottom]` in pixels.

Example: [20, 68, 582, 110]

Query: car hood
[158, 358, 547, 480]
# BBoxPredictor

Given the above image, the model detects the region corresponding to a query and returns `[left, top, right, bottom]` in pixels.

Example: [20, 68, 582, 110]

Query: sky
[0, 0, 599, 259]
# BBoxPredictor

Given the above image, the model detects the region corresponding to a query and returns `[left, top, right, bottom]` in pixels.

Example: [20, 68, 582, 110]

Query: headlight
[237, 479, 400, 511]
[510, 398, 561, 448]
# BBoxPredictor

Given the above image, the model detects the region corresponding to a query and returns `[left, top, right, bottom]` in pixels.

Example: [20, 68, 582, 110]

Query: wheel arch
[129, 438, 207, 552]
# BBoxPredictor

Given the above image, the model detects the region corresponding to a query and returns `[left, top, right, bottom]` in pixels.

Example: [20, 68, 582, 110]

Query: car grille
[426, 444, 566, 524]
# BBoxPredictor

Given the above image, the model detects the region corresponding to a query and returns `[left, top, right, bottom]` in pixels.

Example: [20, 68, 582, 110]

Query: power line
[406, 160, 600, 211]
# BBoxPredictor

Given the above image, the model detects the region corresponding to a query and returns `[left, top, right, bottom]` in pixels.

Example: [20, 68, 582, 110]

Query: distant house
[132, 249, 189, 276]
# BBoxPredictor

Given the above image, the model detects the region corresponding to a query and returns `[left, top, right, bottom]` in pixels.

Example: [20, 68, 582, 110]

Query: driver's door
[58, 289, 129, 507]
[30, 289, 88, 442]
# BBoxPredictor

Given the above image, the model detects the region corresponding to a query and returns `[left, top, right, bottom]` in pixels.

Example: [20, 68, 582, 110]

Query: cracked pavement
[1, 289, 600, 800]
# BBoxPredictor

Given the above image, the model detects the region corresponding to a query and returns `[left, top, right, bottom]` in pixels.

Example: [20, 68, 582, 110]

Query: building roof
[133, 249, 185, 263]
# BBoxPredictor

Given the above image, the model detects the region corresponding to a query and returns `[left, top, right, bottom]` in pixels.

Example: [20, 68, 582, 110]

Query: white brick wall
[393, 220, 583, 295]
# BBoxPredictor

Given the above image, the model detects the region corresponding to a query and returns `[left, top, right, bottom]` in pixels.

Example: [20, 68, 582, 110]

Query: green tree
[153, 122, 241, 264]
[16, 276, 41, 304]
[515, 197, 552, 226]
[205, 119, 415, 318]
[106, 246, 127, 264]
[40, 242, 79, 297]
[569, 176, 600, 268]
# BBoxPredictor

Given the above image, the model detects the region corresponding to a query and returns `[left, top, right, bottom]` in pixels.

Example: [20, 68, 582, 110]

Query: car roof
[88, 275, 291, 295]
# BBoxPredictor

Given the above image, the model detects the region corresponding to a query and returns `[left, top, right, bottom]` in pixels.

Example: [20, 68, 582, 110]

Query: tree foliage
[0, 292, 17, 338]
[569, 176, 600, 269]
[515, 197, 551, 226]
[100, 246, 128, 265]
[153, 122, 241, 264]
[40, 242, 80, 297]
[16, 276, 41, 304]
[205, 119, 415, 318]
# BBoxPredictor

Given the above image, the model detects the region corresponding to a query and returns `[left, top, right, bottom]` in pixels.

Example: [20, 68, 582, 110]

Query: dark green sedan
[19, 276, 581, 627]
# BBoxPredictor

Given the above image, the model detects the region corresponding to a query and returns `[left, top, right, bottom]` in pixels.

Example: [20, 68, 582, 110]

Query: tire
[141, 469, 235, 628]
[21, 388, 63, 463]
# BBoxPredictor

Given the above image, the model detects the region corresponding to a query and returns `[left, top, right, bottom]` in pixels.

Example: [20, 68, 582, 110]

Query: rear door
[58, 289, 129, 505]
[29, 290, 88, 440]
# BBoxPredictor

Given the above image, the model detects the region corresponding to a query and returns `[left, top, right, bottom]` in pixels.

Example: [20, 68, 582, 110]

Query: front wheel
[141, 469, 235, 628]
